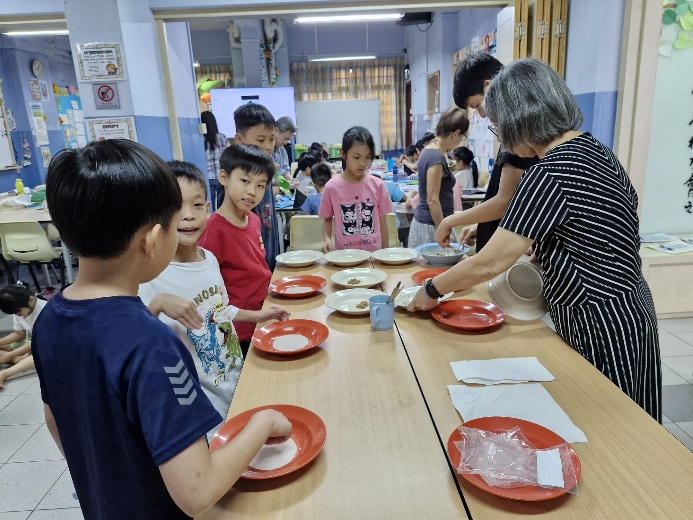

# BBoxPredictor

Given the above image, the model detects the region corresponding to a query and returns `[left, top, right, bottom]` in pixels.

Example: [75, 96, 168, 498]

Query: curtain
[195, 65, 233, 113]
[290, 59, 405, 151]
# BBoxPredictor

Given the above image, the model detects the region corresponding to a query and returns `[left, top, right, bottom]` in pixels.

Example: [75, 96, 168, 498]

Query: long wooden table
[199, 261, 468, 519]
[200, 257, 693, 520]
[375, 258, 693, 520]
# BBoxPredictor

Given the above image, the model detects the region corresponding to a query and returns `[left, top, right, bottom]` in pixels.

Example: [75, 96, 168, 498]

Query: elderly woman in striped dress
[407, 58, 661, 422]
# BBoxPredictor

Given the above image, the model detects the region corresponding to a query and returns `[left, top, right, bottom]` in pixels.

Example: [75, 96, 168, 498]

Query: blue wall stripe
[574, 90, 618, 150]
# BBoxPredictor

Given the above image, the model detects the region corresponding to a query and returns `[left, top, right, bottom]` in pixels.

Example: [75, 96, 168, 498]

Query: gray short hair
[276, 116, 297, 134]
[484, 58, 583, 153]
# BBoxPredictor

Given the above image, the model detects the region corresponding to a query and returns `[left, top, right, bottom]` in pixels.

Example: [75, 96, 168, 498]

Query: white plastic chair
[385, 213, 400, 248]
[0, 221, 63, 291]
[289, 215, 326, 252]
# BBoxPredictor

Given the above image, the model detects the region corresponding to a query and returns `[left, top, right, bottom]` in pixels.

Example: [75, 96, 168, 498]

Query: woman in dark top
[435, 148, 537, 252]
[408, 59, 661, 421]
[408, 108, 469, 249]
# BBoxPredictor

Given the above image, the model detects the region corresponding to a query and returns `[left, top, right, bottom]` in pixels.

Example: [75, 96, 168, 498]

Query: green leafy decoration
[681, 10, 693, 29]
[663, 9, 678, 24]
[674, 30, 693, 48]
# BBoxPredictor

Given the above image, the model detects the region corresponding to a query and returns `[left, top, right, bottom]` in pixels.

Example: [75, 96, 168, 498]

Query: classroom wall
[0, 36, 78, 191]
[564, 0, 624, 150]
[404, 8, 499, 143]
[190, 29, 232, 66]
[639, 49, 693, 234]
[457, 8, 502, 52]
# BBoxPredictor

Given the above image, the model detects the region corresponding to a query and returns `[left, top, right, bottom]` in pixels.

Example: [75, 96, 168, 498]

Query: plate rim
[324, 288, 386, 314]
[431, 299, 506, 330]
[275, 250, 324, 265]
[330, 268, 387, 288]
[411, 268, 449, 285]
[269, 275, 327, 296]
[251, 319, 329, 356]
[323, 249, 372, 264]
[446, 416, 581, 501]
[210, 404, 327, 479]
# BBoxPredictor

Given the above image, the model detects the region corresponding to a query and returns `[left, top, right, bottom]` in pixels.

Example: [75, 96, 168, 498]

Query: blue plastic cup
[369, 294, 395, 331]
[387, 157, 396, 170]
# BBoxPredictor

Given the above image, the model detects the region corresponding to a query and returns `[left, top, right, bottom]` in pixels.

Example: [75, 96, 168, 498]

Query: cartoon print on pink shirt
[339, 196, 375, 237]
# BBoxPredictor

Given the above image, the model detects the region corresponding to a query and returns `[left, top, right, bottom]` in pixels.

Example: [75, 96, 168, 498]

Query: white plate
[275, 250, 324, 267]
[486, 256, 547, 320]
[331, 268, 387, 289]
[394, 286, 453, 308]
[325, 289, 385, 315]
[371, 247, 419, 265]
[323, 249, 372, 267]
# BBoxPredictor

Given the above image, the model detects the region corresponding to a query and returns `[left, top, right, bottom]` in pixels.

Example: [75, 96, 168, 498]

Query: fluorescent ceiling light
[295, 14, 402, 24]
[3, 29, 69, 36]
[310, 55, 377, 62]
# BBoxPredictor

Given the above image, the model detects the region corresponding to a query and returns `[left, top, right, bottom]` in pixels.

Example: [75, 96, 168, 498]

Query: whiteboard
[295, 99, 381, 152]
[210, 87, 296, 138]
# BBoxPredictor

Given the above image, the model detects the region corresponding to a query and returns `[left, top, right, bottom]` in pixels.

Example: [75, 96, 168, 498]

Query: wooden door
[550, 0, 569, 77]
[513, 0, 529, 60]
[535, 0, 552, 62]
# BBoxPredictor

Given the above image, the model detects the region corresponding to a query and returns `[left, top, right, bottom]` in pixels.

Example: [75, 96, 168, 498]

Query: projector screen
[210, 87, 296, 137]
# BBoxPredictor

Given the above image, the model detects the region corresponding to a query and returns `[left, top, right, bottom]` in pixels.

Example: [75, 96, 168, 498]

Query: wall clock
[32, 59, 44, 78]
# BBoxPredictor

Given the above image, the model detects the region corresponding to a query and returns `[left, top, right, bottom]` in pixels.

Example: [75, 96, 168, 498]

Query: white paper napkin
[450, 357, 555, 385]
[448, 383, 587, 443]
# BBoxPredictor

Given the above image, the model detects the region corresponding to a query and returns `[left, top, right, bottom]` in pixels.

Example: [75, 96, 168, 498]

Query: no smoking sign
[92, 83, 120, 109]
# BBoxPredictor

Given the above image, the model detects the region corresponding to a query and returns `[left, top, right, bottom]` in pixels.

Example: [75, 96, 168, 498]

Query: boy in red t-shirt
[199, 143, 275, 357]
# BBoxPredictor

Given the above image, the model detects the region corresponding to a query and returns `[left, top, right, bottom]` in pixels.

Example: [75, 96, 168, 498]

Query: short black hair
[219, 143, 274, 181]
[234, 103, 275, 135]
[453, 52, 504, 109]
[421, 132, 435, 146]
[452, 146, 474, 165]
[406, 145, 418, 157]
[168, 160, 208, 198]
[47, 140, 182, 260]
[414, 140, 423, 151]
[310, 163, 332, 188]
[0, 283, 34, 315]
[294, 152, 318, 177]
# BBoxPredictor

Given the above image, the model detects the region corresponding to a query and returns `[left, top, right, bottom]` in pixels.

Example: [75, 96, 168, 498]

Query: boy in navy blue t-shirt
[33, 140, 291, 519]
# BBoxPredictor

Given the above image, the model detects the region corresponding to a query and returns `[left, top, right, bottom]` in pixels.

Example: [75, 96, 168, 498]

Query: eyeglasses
[488, 124, 499, 138]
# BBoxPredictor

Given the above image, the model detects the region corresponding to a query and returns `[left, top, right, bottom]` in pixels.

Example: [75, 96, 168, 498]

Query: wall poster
[75, 43, 127, 81]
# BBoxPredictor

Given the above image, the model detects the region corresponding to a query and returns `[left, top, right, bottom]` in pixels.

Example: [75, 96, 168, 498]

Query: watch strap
[424, 278, 442, 299]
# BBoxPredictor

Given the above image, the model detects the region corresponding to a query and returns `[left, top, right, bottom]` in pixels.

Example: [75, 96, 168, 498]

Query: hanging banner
[75, 43, 127, 81]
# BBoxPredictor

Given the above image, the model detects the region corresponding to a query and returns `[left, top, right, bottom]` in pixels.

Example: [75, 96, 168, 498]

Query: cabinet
[640, 234, 693, 318]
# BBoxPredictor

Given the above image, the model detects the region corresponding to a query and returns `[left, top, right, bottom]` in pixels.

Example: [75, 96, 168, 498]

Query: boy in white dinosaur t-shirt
[139, 161, 289, 438]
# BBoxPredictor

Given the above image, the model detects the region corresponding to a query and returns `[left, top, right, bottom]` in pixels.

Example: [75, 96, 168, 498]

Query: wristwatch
[424, 278, 442, 299]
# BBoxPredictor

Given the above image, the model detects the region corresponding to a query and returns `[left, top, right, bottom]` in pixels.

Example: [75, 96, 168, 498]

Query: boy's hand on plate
[250, 409, 293, 444]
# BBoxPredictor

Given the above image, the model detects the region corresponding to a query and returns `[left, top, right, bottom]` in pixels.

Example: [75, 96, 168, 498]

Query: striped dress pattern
[499, 133, 661, 421]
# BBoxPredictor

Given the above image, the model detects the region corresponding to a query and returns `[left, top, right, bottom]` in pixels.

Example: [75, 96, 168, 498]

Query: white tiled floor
[0, 315, 692, 516]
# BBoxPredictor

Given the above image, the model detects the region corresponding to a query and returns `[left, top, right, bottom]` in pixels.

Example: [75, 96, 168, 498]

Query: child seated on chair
[199, 144, 281, 359]
[301, 163, 332, 216]
[0, 283, 46, 390]
[139, 160, 289, 438]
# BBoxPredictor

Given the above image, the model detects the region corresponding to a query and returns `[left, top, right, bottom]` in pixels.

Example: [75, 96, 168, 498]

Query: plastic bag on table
[454, 425, 579, 495]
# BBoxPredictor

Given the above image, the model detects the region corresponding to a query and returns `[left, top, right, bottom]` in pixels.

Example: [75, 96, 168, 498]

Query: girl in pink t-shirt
[318, 127, 393, 252]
